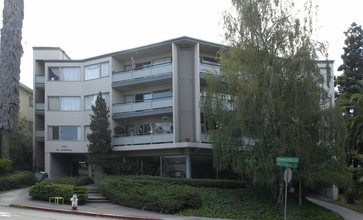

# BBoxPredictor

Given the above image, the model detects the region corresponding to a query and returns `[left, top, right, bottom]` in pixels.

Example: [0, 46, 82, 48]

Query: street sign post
[276, 157, 299, 220]
[277, 162, 298, 168]
[276, 157, 299, 163]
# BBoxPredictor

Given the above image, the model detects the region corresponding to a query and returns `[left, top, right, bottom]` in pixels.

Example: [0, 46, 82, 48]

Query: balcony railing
[35, 130, 45, 141]
[113, 133, 173, 146]
[35, 103, 45, 112]
[113, 63, 172, 83]
[35, 76, 45, 86]
[200, 63, 220, 75]
[113, 97, 172, 114]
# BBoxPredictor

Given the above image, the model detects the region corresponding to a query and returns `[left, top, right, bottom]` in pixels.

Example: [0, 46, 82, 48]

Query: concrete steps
[87, 185, 111, 203]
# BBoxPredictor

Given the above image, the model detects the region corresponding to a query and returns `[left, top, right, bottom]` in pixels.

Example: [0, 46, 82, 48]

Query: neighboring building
[19, 82, 33, 122]
[32, 36, 335, 178]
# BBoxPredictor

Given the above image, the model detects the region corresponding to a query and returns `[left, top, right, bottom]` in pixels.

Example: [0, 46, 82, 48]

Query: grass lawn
[334, 194, 363, 214]
[177, 186, 344, 220]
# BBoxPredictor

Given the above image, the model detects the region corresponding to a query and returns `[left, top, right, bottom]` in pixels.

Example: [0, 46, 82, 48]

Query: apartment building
[33, 36, 334, 178]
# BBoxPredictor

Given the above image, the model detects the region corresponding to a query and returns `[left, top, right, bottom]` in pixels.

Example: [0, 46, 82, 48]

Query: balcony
[113, 133, 173, 146]
[35, 76, 45, 87]
[113, 63, 172, 84]
[35, 103, 45, 114]
[35, 130, 45, 141]
[200, 63, 220, 77]
[113, 97, 172, 118]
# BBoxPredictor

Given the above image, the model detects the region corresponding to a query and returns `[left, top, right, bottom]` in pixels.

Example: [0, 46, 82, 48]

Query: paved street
[0, 205, 112, 220]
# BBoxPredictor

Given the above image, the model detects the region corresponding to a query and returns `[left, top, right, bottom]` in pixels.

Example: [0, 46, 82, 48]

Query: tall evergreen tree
[87, 92, 112, 167]
[0, 0, 24, 159]
[336, 22, 363, 96]
[202, 0, 347, 202]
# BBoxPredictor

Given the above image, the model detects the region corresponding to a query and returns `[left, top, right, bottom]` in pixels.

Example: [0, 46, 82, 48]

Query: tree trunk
[1, 129, 10, 158]
[299, 180, 302, 206]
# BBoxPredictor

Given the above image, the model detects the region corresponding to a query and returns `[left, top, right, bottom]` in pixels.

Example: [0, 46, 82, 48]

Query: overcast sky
[1, 0, 362, 89]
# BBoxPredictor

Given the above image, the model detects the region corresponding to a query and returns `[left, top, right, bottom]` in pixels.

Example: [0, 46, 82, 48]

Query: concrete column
[45, 152, 51, 178]
[185, 149, 191, 179]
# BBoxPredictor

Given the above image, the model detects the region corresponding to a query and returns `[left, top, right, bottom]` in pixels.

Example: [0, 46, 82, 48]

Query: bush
[29, 182, 88, 205]
[44, 176, 93, 186]
[0, 158, 13, 175]
[114, 175, 245, 189]
[0, 172, 36, 191]
[99, 175, 202, 213]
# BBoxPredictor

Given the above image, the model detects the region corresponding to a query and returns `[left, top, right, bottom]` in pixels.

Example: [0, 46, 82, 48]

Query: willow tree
[202, 0, 347, 203]
[0, 0, 24, 159]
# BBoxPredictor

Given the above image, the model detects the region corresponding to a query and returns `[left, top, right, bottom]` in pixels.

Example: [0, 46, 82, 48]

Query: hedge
[0, 172, 36, 191]
[99, 175, 202, 214]
[29, 182, 88, 205]
[114, 175, 246, 189]
[44, 176, 93, 186]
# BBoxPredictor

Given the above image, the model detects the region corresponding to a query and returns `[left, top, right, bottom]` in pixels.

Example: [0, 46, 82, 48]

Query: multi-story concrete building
[33, 36, 334, 178]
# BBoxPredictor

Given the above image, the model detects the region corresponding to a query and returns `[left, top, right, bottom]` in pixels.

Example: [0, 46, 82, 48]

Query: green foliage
[336, 22, 363, 96]
[87, 92, 112, 166]
[29, 182, 88, 205]
[44, 176, 93, 186]
[202, 0, 347, 200]
[104, 161, 141, 175]
[10, 118, 33, 171]
[177, 186, 343, 220]
[0, 172, 36, 191]
[117, 175, 246, 189]
[0, 157, 13, 175]
[98, 175, 202, 214]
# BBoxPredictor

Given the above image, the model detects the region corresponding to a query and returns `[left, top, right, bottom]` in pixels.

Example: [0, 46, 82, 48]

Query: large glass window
[48, 96, 81, 111]
[48, 67, 81, 81]
[84, 125, 91, 141]
[48, 126, 81, 141]
[84, 93, 110, 110]
[135, 93, 152, 102]
[85, 62, 109, 80]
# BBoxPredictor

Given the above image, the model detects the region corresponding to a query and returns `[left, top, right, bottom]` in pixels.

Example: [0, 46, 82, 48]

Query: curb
[10, 204, 163, 220]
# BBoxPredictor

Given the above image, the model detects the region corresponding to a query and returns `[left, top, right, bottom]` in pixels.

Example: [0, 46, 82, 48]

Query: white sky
[1, 0, 362, 89]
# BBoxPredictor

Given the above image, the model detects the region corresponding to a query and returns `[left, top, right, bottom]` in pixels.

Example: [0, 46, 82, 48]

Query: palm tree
[0, 0, 24, 158]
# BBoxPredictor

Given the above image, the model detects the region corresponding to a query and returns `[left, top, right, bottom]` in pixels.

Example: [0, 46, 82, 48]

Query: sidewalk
[0, 187, 225, 220]
[306, 195, 363, 220]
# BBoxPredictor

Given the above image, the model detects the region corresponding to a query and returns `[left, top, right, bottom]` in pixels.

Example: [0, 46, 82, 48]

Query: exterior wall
[19, 83, 33, 121]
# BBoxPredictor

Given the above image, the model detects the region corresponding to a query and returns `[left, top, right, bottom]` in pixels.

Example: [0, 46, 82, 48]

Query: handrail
[112, 62, 172, 74]
[112, 95, 172, 106]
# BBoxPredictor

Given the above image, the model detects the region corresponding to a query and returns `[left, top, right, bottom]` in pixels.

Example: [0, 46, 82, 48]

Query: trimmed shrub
[29, 182, 88, 205]
[0, 158, 13, 175]
[99, 175, 202, 214]
[114, 175, 246, 189]
[44, 176, 93, 186]
[0, 172, 36, 191]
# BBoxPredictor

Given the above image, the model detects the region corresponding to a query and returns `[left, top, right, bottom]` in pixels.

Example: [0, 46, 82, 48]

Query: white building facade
[33, 37, 335, 178]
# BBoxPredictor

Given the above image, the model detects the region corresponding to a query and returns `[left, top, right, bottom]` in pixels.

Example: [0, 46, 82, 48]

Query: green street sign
[277, 162, 298, 168]
[276, 157, 299, 163]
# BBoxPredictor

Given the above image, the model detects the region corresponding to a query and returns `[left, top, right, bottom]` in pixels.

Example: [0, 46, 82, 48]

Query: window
[84, 93, 110, 110]
[84, 125, 91, 141]
[48, 67, 81, 81]
[135, 93, 151, 102]
[29, 96, 33, 107]
[200, 56, 220, 66]
[48, 126, 81, 141]
[85, 62, 109, 80]
[48, 96, 81, 111]
[153, 57, 171, 66]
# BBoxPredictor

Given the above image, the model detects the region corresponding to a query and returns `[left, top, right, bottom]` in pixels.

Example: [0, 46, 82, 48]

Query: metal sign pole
[284, 168, 288, 220]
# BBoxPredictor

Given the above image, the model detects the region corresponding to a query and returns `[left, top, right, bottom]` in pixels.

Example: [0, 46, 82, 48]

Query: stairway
[87, 184, 110, 203]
